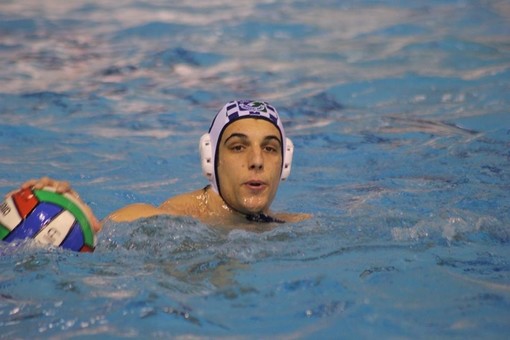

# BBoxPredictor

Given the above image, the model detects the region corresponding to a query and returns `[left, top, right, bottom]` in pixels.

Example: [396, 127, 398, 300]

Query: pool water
[1, 0, 510, 338]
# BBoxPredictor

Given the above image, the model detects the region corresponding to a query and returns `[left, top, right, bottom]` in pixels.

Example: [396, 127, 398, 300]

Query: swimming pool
[1, 0, 509, 338]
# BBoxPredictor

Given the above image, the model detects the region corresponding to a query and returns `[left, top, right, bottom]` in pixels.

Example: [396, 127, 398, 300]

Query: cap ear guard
[199, 133, 213, 180]
[281, 137, 293, 181]
[199, 133, 294, 182]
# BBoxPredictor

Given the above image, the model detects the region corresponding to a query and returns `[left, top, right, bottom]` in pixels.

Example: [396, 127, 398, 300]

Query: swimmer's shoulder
[159, 187, 209, 216]
[274, 212, 312, 223]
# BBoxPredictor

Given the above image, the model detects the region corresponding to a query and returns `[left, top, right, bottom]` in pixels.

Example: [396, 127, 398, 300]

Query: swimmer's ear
[199, 133, 214, 180]
[281, 137, 293, 181]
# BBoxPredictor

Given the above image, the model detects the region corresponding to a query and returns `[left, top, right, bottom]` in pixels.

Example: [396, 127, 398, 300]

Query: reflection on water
[1, 0, 510, 338]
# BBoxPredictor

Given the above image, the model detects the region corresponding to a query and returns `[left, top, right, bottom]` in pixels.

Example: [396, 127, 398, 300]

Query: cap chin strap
[199, 133, 293, 193]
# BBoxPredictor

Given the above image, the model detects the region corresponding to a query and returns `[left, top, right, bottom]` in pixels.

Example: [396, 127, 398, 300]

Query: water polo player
[13, 100, 311, 230]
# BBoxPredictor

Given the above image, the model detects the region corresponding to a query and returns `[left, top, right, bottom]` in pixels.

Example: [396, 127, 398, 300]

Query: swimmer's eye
[263, 145, 278, 153]
[229, 144, 246, 152]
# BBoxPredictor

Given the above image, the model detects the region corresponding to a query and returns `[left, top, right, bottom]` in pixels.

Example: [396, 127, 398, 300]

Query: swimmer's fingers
[19, 178, 40, 190]
[20, 177, 72, 193]
[3, 178, 40, 198]
[4, 189, 19, 199]
[5, 177, 73, 199]
[8, 177, 102, 233]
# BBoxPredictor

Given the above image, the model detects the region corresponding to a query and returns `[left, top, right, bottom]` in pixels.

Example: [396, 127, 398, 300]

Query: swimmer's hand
[8, 177, 102, 233]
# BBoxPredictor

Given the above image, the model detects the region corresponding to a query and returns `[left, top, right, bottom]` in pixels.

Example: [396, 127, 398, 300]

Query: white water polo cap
[199, 100, 294, 194]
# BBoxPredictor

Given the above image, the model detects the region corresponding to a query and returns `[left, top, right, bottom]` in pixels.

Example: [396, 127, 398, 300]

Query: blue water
[1, 0, 510, 338]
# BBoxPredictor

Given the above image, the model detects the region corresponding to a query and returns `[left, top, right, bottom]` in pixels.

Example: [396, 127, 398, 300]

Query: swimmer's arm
[107, 203, 180, 223]
[107, 192, 199, 223]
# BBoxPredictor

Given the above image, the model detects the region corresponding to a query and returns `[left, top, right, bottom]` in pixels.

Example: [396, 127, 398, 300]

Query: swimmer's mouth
[244, 180, 267, 189]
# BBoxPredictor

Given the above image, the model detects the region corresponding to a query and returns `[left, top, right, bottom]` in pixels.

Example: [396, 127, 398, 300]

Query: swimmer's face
[216, 118, 283, 215]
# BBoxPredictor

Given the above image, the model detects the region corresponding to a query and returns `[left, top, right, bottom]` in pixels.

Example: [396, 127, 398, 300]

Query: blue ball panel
[4, 202, 62, 242]
[60, 222, 84, 251]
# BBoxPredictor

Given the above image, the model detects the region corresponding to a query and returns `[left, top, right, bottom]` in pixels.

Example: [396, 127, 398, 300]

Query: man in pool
[17, 100, 310, 232]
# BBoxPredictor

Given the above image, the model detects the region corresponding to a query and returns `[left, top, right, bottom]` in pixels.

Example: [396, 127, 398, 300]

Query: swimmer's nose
[248, 148, 264, 171]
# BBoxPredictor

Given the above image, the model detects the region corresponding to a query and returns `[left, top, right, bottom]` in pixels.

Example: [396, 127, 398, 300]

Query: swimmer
[14, 100, 311, 231]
